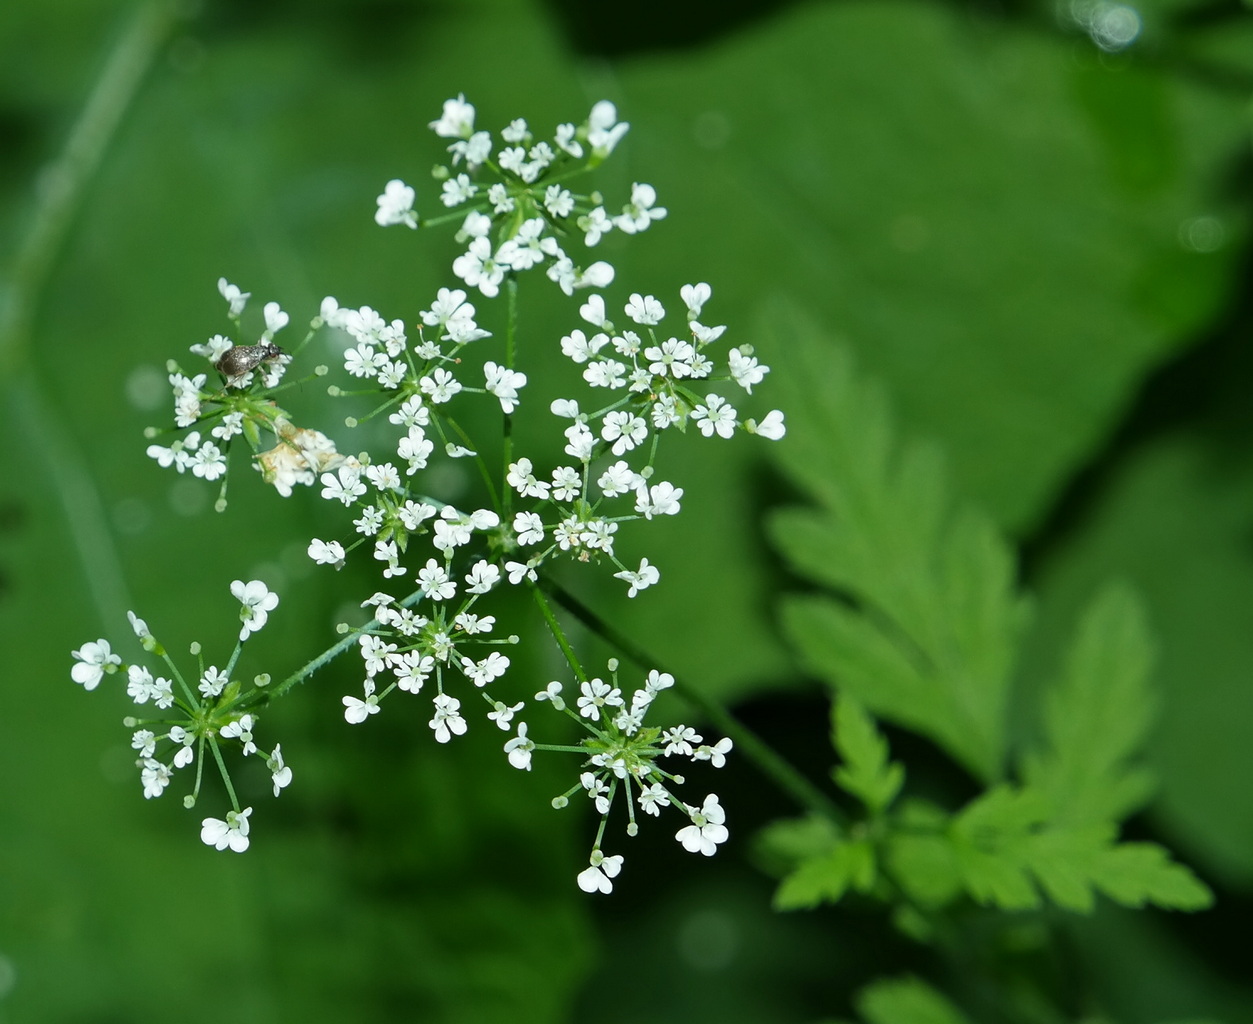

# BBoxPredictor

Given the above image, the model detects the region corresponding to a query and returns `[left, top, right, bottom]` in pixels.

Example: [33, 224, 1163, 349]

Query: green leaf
[855, 976, 975, 1024]
[947, 785, 1212, 913]
[1019, 431, 1253, 887]
[621, 0, 1249, 532]
[1091, 843, 1214, 911]
[754, 814, 844, 870]
[774, 838, 878, 911]
[885, 800, 964, 908]
[833, 693, 905, 814]
[757, 814, 877, 910]
[772, 322, 1029, 781]
[1022, 582, 1159, 825]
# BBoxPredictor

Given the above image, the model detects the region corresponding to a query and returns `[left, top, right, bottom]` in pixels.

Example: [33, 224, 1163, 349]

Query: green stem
[530, 583, 588, 684]
[0, 1, 183, 376]
[208, 736, 241, 812]
[240, 587, 425, 709]
[0, 3, 185, 631]
[540, 577, 847, 826]
[500, 276, 519, 519]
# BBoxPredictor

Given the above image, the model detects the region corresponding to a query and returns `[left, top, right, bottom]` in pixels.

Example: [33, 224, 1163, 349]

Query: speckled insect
[215, 342, 284, 384]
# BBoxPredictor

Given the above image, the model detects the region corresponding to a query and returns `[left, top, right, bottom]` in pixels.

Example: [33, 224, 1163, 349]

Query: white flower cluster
[145, 278, 323, 503]
[528, 667, 732, 894]
[70, 583, 290, 852]
[377, 95, 655, 299]
[81, 96, 781, 888]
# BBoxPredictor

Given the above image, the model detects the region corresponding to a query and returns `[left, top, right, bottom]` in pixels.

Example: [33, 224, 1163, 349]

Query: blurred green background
[2, 0, 1252, 1020]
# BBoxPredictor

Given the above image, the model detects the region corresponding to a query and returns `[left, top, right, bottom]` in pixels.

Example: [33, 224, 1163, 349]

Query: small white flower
[514, 510, 545, 546]
[488, 700, 525, 730]
[639, 783, 670, 817]
[420, 367, 463, 404]
[555, 122, 583, 158]
[417, 558, 456, 601]
[189, 442, 226, 481]
[484, 361, 527, 413]
[395, 651, 434, 693]
[577, 849, 624, 894]
[308, 538, 345, 567]
[691, 394, 738, 439]
[219, 714, 257, 756]
[680, 282, 711, 319]
[131, 729, 156, 758]
[601, 411, 648, 456]
[615, 182, 666, 234]
[465, 560, 501, 594]
[505, 559, 539, 585]
[430, 693, 468, 743]
[728, 348, 769, 393]
[262, 301, 289, 337]
[587, 99, 629, 158]
[578, 207, 613, 246]
[461, 651, 510, 687]
[321, 465, 367, 506]
[354, 506, 384, 535]
[201, 807, 252, 853]
[71, 639, 120, 691]
[140, 758, 171, 799]
[693, 736, 734, 768]
[452, 236, 505, 298]
[543, 184, 575, 218]
[127, 664, 156, 703]
[635, 480, 683, 519]
[375, 179, 418, 228]
[535, 681, 565, 709]
[343, 692, 380, 724]
[504, 722, 535, 770]
[624, 293, 665, 325]
[218, 278, 250, 317]
[267, 744, 292, 796]
[644, 669, 675, 697]
[561, 329, 608, 365]
[199, 665, 229, 698]
[577, 678, 624, 720]
[598, 460, 642, 498]
[675, 794, 729, 856]
[504, 462, 539, 495]
[662, 725, 701, 757]
[613, 558, 660, 597]
[430, 94, 476, 138]
[581, 771, 611, 814]
[231, 579, 279, 641]
[750, 409, 787, 440]
[440, 172, 478, 208]
[563, 422, 596, 461]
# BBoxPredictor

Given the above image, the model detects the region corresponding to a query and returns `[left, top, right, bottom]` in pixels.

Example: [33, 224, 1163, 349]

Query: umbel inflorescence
[71, 95, 783, 892]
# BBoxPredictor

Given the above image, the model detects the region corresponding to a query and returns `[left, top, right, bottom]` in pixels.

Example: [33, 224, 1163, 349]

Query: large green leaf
[615, 0, 1249, 532]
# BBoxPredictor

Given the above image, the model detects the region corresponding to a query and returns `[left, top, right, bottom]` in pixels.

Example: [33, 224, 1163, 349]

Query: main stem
[500, 276, 519, 519]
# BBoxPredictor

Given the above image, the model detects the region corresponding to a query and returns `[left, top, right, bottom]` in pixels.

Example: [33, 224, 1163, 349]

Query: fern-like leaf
[769, 311, 1026, 782]
[1021, 582, 1158, 825]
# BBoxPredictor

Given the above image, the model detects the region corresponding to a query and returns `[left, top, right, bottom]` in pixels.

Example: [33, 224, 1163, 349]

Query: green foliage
[770, 335, 1027, 783]
[832, 694, 905, 816]
[2, 0, 1250, 1019]
[762, 308, 1211, 919]
[853, 976, 975, 1024]
[1020, 584, 1158, 826]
